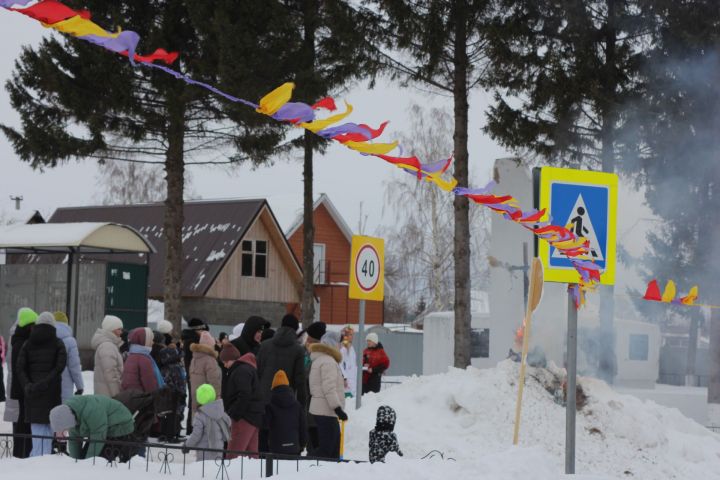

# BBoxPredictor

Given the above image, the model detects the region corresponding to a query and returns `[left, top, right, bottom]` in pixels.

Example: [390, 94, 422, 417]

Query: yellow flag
[46, 15, 120, 39]
[256, 83, 294, 116]
[426, 174, 458, 192]
[300, 102, 353, 132]
[681, 286, 699, 305]
[344, 140, 398, 155]
[661, 280, 676, 302]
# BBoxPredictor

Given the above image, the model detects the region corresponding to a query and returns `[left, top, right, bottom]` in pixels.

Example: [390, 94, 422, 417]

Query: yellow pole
[513, 258, 544, 445]
[339, 420, 346, 459]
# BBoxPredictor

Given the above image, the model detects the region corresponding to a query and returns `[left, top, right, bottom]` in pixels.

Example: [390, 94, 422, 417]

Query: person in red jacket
[362, 333, 389, 395]
[121, 327, 164, 393]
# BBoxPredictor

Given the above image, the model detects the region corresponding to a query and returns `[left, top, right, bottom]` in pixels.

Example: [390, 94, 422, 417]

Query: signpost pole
[565, 287, 578, 474]
[356, 299, 366, 409]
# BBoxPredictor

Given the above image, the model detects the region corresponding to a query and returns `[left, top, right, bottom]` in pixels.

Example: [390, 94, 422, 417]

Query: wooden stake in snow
[513, 257, 544, 445]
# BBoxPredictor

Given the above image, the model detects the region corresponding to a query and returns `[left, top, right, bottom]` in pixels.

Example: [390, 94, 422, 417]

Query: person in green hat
[4, 307, 38, 458]
[49, 395, 136, 461]
[184, 384, 231, 461]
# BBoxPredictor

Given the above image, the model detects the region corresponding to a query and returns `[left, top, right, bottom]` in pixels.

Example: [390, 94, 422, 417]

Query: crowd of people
[1, 308, 401, 464]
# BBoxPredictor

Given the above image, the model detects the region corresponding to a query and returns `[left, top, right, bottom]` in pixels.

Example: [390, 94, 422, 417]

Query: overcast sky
[0, 11, 509, 234]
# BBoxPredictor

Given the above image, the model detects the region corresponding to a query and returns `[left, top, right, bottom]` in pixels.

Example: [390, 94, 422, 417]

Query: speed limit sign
[348, 236, 384, 301]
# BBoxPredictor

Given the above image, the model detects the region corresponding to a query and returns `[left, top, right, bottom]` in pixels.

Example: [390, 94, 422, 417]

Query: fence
[0, 433, 360, 479]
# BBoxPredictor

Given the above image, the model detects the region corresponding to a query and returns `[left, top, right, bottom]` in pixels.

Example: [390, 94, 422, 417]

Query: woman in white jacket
[91, 315, 124, 397]
[308, 331, 348, 459]
[339, 326, 357, 398]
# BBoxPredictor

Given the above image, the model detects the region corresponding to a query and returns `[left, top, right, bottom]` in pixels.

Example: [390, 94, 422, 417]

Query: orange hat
[271, 370, 289, 390]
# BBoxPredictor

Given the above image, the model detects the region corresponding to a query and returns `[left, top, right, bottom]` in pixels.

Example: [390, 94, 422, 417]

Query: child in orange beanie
[264, 370, 307, 455]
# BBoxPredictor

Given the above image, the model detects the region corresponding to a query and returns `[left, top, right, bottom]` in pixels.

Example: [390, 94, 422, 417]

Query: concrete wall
[367, 326, 422, 376]
[181, 297, 288, 328]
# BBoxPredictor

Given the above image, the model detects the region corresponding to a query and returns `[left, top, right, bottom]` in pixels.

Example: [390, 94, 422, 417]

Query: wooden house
[286, 194, 383, 325]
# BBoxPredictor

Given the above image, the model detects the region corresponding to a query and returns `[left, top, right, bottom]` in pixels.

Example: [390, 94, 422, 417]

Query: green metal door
[105, 262, 148, 330]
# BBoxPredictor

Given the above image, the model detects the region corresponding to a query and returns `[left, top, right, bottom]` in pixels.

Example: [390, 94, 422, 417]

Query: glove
[75, 389, 84, 396]
[181, 445, 190, 455]
[334, 407, 348, 421]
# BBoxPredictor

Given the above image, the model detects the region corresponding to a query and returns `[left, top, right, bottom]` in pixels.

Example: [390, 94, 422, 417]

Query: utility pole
[10, 195, 23, 210]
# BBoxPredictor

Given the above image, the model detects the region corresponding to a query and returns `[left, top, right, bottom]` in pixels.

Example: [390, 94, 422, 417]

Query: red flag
[643, 280, 662, 301]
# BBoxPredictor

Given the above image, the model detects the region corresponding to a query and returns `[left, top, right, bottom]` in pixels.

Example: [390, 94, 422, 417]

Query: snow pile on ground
[344, 360, 720, 479]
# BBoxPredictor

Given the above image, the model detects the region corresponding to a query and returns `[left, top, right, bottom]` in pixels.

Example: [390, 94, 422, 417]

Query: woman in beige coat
[308, 331, 347, 459]
[91, 315, 124, 397]
[189, 331, 222, 414]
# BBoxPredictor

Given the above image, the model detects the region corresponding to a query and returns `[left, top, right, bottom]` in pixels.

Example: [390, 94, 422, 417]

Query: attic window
[241, 240, 268, 278]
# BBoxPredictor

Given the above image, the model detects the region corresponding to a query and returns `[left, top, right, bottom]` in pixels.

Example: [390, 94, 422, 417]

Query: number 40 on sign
[348, 236, 385, 301]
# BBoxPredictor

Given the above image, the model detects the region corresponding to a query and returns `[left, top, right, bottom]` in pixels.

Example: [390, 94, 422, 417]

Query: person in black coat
[265, 370, 307, 455]
[220, 345, 264, 456]
[17, 312, 67, 457]
[256, 314, 307, 452]
[6, 308, 38, 458]
[230, 316, 269, 356]
[181, 317, 207, 434]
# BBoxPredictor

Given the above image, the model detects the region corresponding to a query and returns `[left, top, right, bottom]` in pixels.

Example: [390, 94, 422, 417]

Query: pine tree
[631, 0, 720, 392]
[370, 0, 494, 367]
[1, 1, 289, 331]
[483, 0, 653, 381]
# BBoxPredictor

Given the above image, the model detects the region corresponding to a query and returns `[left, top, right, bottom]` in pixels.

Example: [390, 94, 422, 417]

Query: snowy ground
[2, 361, 720, 479]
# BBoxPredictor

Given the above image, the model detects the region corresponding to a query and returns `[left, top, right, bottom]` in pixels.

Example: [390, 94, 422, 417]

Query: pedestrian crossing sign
[537, 167, 618, 285]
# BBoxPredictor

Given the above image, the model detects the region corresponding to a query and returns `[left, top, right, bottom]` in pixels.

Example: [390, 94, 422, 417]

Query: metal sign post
[356, 299, 366, 409]
[348, 235, 385, 411]
[566, 287, 578, 474]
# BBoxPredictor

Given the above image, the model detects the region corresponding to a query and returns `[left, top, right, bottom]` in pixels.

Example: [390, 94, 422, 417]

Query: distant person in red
[362, 333, 389, 394]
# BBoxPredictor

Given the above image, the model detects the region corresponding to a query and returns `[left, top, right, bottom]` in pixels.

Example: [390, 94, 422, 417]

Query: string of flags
[0, 0, 629, 308]
[643, 280, 699, 306]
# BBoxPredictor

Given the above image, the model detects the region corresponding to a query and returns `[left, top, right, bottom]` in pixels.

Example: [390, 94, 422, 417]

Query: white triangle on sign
[552, 194, 604, 261]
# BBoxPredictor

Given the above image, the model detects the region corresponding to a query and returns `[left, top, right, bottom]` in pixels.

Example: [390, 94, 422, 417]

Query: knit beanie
[366, 332, 379, 345]
[36, 311, 56, 326]
[219, 344, 242, 363]
[17, 307, 38, 328]
[129, 327, 153, 347]
[281, 314, 300, 332]
[53, 311, 69, 324]
[272, 370, 289, 390]
[196, 384, 216, 406]
[320, 330, 341, 348]
[188, 318, 208, 331]
[199, 331, 215, 346]
[101, 315, 123, 332]
[156, 319, 173, 335]
[305, 322, 327, 342]
[49, 404, 77, 433]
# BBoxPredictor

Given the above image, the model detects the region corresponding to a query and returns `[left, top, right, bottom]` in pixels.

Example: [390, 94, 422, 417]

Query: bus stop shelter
[0, 222, 155, 331]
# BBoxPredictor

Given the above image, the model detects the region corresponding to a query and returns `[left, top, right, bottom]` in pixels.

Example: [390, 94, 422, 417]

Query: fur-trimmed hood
[190, 342, 218, 358]
[309, 343, 342, 363]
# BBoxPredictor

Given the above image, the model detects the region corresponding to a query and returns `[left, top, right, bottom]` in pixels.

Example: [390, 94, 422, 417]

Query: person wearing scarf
[121, 327, 164, 393]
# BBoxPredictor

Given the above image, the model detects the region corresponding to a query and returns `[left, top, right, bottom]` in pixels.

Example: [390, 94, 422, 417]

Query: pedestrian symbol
[551, 194, 603, 261]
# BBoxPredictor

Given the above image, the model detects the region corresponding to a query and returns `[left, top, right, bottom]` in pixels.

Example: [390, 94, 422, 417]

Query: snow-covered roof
[0, 222, 155, 253]
[286, 193, 354, 242]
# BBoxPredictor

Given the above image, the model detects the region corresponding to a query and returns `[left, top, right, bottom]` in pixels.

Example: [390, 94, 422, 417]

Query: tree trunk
[452, 0, 472, 368]
[597, 0, 617, 384]
[708, 309, 720, 426]
[163, 99, 186, 334]
[301, 130, 316, 328]
[300, 0, 318, 328]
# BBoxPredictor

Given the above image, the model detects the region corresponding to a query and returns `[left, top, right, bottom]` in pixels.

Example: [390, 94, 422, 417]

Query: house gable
[207, 206, 302, 303]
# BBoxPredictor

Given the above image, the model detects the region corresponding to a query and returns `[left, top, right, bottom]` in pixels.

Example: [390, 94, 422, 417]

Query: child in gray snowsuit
[184, 384, 231, 461]
[369, 405, 403, 463]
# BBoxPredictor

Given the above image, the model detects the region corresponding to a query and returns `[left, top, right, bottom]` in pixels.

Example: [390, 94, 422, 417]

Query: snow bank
[344, 360, 720, 479]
